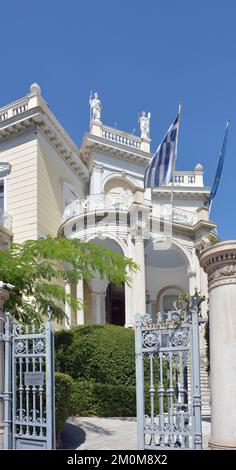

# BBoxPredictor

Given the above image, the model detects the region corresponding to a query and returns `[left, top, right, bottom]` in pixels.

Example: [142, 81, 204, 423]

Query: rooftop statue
[89, 91, 102, 123]
[138, 111, 151, 139]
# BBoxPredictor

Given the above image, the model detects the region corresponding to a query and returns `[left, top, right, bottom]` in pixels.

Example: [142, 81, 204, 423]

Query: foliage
[55, 324, 169, 417]
[0, 237, 137, 322]
[55, 372, 74, 431]
[70, 380, 136, 417]
[55, 324, 136, 386]
[69, 381, 168, 417]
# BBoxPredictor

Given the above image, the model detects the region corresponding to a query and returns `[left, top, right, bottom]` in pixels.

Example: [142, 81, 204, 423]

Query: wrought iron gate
[0, 312, 55, 450]
[135, 293, 204, 450]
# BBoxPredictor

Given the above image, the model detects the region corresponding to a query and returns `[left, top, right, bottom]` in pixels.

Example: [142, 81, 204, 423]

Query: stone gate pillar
[199, 241, 236, 449]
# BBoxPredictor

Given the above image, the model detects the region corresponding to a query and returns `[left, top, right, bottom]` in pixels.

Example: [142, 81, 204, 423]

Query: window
[0, 180, 4, 210]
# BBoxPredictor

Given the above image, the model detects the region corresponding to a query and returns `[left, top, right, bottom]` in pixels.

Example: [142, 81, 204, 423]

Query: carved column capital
[90, 161, 104, 172]
[199, 241, 236, 290]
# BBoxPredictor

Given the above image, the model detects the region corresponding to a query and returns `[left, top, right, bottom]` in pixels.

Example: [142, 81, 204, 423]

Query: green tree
[0, 237, 137, 322]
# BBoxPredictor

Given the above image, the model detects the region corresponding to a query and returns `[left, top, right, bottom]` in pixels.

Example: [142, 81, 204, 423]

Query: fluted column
[199, 241, 236, 449]
[76, 279, 84, 325]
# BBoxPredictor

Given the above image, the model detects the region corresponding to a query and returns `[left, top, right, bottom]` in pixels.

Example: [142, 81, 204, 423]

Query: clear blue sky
[1, 0, 235, 239]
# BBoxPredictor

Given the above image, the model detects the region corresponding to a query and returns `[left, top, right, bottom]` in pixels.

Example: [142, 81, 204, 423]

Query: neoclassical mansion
[0, 84, 216, 333]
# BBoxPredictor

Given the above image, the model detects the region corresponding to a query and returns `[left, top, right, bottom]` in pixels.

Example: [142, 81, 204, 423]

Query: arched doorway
[105, 283, 125, 326]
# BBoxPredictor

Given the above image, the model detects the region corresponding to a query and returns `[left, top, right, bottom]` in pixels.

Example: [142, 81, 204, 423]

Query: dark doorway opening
[105, 283, 125, 326]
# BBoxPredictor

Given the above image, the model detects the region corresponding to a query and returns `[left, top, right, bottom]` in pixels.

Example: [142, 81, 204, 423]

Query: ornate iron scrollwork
[142, 330, 160, 348]
[170, 327, 190, 347]
[34, 338, 46, 354]
[15, 339, 26, 354]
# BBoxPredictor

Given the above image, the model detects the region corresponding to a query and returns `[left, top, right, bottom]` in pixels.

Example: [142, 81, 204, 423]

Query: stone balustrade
[101, 126, 141, 149]
[0, 99, 29, 122]
[0, 84, 42, 126]
[173, 174, 195, 185]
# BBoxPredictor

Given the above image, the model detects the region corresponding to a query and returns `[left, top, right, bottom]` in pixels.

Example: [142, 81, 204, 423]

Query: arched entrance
[105, 283, 125, 326]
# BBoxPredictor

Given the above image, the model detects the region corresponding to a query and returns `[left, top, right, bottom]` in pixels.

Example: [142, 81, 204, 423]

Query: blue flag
[209, 121, 229, 205]
[144, 111, 180, 188]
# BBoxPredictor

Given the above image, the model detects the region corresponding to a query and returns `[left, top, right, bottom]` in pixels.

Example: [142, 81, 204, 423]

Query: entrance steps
[187, 358, 211, 418]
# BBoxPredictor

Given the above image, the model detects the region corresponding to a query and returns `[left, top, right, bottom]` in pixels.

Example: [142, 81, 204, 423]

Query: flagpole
[170, 103, 182, 206]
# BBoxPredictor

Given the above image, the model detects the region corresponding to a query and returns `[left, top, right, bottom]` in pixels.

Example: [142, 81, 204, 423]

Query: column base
[209, 438, 236, 450]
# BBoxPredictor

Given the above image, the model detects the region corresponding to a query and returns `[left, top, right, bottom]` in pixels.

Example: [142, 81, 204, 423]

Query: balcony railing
[0, 208, 12, 232]
[62, 193, 133, 223]
[61, 193, 196, 227]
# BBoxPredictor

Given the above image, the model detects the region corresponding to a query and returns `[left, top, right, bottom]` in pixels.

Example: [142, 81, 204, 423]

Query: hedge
[55, 325, 168, 417]
[70, 380, 136, 416]
[55, 372, 74, 431]
[55, 324, 136, 386]
[69, 380, 168, 417]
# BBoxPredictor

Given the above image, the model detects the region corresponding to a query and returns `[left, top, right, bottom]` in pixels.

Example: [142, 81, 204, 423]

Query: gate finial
[47, 305, 52, 321]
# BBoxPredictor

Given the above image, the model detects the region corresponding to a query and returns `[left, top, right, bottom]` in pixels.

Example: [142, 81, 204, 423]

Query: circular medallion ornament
[171, 328, 189, 347]
[15, 340, 26, 354]
[142, 330, 160, 349]
[34, 339, 46, 354]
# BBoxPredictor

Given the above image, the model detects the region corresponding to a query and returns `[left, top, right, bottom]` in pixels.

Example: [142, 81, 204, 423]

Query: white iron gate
[0, 312, 55, 450]
[135, 293, 204, 450]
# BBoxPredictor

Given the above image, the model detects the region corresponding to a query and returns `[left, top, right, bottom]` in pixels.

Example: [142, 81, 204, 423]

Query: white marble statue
[138, 111, 151, 139]
[89, 91, 102, 122]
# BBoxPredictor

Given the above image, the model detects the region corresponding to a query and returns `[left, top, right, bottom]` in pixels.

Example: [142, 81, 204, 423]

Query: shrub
[69, 380, 167, 417]
[55, 324, 136, 386]
[70, 380, 136, 417]
[55, 324, 169, 417]
[55, 372, 74, 431]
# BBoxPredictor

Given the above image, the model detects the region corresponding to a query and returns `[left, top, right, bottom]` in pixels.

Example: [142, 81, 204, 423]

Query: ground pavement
[61, 417, 211, 450]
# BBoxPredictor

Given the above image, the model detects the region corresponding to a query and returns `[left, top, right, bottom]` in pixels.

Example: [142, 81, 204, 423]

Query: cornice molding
[0, 106, 89, 182]
[80, 133, 151, 167]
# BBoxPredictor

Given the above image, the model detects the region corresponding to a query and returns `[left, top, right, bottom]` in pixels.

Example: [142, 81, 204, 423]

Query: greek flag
[209, 121, 229, 206]
[144, 112, 180, 188]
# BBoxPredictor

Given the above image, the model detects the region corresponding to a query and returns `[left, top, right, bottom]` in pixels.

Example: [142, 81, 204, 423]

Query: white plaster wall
[146, 265, 189, 301]
[37, 132, 85, 237]
[0, 133, 38, 242]
[90, 151, 144, 189]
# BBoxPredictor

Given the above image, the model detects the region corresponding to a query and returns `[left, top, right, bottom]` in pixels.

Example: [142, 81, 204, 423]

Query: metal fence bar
[45, 319, 55, 449]
[11, 334, 16, 448]
[3, 314, 12, 449]
[191, 300, 202, 450]
[135, 313, 145, 450]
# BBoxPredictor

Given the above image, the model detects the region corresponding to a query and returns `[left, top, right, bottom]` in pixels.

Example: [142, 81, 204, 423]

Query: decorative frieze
[199, 241, 236, 290]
